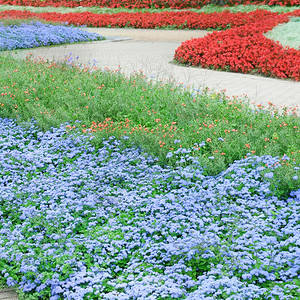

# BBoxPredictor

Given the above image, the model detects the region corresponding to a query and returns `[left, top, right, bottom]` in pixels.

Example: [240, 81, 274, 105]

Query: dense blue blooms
[264, 172, 274, 179]
[0, 22, 104, 50]
[0, 118, 299, 299]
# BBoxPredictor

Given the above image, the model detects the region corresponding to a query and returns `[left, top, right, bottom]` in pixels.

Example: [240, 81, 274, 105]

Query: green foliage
[261, 150, 300, 199]
[0, 16, 64, 26]
[186, 244, 224, 280]
[265, 16, 300, 50]
[0, 54, 299, 190]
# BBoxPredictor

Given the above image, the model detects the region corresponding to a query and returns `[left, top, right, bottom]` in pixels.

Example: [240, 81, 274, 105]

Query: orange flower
[245, 144, 250, 148]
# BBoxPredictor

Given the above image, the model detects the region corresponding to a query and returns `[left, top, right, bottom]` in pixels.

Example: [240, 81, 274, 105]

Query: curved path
[12, 27, 300, 110]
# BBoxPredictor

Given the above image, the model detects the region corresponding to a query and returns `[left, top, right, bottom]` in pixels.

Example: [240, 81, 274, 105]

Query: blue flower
[264, 172, 274, 179]
[166, 152, 173, 159]
[0, 22, 104, 51]
[0, 118, 299, 299]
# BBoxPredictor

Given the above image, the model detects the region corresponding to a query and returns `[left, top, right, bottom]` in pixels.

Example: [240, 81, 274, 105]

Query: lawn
[265, 16, 300, 50]
[0, 2, 300, 299]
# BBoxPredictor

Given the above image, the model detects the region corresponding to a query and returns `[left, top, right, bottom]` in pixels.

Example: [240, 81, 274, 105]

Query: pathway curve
[13, 27, 300, 109]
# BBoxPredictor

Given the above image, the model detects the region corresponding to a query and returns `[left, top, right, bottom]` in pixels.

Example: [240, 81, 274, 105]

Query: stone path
[12, 27, 300, 109]
[0, 288, 18, 300]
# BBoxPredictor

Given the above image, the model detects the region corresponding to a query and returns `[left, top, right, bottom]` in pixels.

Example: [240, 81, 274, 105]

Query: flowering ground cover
[0, 3, 298, 14]
[0, 21, 104, 50]
[0, 0, 299, 9]
[0, 4, 300, 298]
[0, 53, 299, 195]
[0, 9, 291, 29]
[0, 117, 299, 299]
[174, 9, 300, 80]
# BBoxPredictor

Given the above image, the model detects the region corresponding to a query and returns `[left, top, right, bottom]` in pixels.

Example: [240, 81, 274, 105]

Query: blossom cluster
[174, 9, 300, 81]
[0, 117, 299, 299]
[0, 21, 104, 50]
[0, 9, 287, 30]
[0, 0, 299, 8]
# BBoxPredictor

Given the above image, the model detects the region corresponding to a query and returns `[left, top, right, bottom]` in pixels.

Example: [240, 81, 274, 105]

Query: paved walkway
[13, 27, 300, 109]
[0, 288, 18, 300]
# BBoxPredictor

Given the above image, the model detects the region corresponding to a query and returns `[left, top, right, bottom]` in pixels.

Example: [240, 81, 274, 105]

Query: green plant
[0, 53, 299, 192]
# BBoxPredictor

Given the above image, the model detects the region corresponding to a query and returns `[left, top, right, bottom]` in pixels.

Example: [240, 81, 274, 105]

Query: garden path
[0, 288, 18, 300]
[13, 27, 300, 110]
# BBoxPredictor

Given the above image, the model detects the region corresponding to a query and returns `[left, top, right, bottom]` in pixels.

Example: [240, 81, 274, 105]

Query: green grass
[0, 4, 298, 14]
[0, 16, 65, 26]
[0, 16, 63, 26]
[265, 16, 300, 49]
[0, 53, 299, 198]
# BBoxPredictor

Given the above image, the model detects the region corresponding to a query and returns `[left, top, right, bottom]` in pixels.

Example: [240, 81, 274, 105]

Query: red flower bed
[174, 10, 300, 80]
[0, 0, 299, 8]
[0, 9, 279, 30]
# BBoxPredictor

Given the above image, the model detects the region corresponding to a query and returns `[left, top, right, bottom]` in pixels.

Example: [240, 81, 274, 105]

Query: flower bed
[0, 21, 103, 50]
[0, 117, 299, 299]
[0, 0, 299, 8]
[1, 8, 299, 80]
[174, 9, 300, 80]
[0, 9, 284, 29]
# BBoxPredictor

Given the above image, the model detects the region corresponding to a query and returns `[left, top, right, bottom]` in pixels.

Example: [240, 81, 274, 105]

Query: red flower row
[0, 9, 280, 30]
[174, 10, 300, 81]
[0, 0, 299, 8]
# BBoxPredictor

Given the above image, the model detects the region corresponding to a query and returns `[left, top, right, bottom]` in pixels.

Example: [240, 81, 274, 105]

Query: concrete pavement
[0, 288, 18, 300]
[12, 27, 300, 109]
